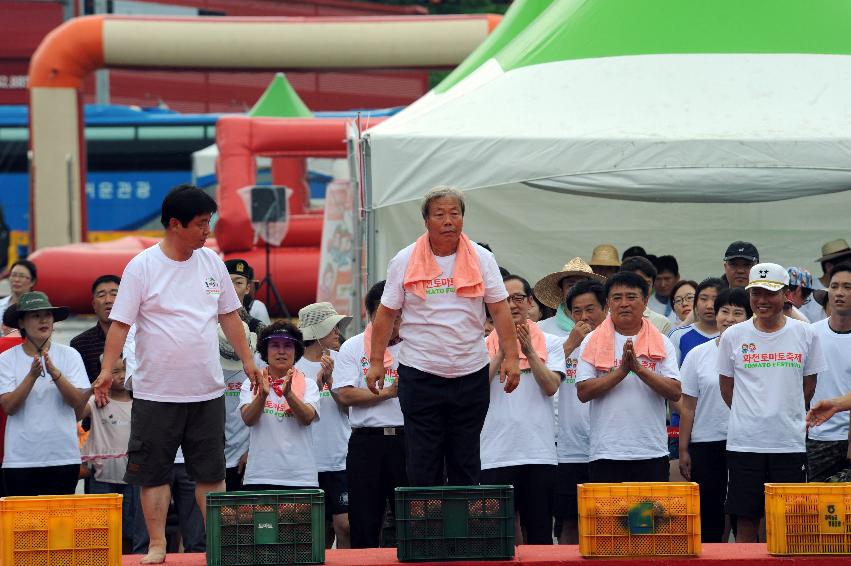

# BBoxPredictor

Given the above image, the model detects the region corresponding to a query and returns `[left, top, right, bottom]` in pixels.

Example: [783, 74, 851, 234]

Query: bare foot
[140, 545, 166, 564]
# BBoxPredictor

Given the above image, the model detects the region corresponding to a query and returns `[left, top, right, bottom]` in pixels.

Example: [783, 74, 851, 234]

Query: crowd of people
[0, 184, 850, 559]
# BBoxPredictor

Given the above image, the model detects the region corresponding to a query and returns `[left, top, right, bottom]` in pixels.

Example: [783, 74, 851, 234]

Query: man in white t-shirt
[366, 186, 520, 487]
[719, 262, 827, 543]
[296, 302, 351, 549]
[553, 279, 607, 544]
[576, 271, 681, 483]
[533, 257, 605, 339]
[481, 275, 563, 545]
[333, 281, 406, 549]
[805, 263, 851, 481]
[92, 185, 262, 565]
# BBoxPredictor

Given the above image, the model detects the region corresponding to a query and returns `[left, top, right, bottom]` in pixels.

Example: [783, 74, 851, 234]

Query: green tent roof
[434, 0, 556, 94]
[490, 0, 851, 73]
[249, 73, 313, 118]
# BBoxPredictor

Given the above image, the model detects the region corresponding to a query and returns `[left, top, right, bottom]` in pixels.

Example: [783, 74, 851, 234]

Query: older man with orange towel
[366, 186, 520, 487]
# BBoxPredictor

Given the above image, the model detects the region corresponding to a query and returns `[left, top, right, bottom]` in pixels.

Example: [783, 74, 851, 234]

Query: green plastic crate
[206, 490, 325, 566]
[395, 485, 514, 562]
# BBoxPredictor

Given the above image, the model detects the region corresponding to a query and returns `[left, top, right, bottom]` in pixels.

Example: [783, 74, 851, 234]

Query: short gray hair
[421, 186, 465, 219]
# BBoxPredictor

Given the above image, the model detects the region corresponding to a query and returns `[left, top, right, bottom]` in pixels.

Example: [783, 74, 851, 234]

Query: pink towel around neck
[403, 232, 484, 300]
[363, 323, 394, 369]
[580, 315, 667, 371]
[486, 319, 547, 371]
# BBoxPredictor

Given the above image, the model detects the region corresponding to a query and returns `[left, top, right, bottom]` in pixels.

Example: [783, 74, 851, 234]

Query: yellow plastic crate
[578, 482, 701, 557]
[765, 483, 851, 555]
[0, 494, 122, 566]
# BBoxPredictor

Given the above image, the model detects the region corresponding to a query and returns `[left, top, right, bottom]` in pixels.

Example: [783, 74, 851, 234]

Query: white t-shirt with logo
[575, 330, 680, 461]
[808, 319, 851, 442]
[0, 343, 90, 468]
[481, 334, 564, 469]
[719, 318, 827, 453]
[239, 375, 321, 486]
[679, 340, 729, 443]
[558, 346, 591, 464]
[331, 332, 403, 428]
[296, 353, 350, 473]
[110, 245, 241, 403]
[224, 369, 250, 468]
[381, 242, 508, 377]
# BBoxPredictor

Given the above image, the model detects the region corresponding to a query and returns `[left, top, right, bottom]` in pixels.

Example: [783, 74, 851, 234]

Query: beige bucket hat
[589, 244, 621, 267]
[298, 302, 352, 341]
[533, 257, 606, 309]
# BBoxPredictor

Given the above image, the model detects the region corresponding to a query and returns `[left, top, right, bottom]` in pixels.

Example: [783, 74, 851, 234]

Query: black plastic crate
[395, 485, 514, 562]
[206, 490, 325, 565]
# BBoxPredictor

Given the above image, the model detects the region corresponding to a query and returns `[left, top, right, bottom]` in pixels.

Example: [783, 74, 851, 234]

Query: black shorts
[553, 463, 589, 521]
[588, 457, 669, 483]
[725, 451, 807, 518]
[318, 470, 349, 518]
[124, 396, 226, 487]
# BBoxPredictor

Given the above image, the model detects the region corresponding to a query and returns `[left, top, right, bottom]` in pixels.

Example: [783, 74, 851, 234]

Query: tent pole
[362, 135, 378, 292]
[347, 131, 365, 335]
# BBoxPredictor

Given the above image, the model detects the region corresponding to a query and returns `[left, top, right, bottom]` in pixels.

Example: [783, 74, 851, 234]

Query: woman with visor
[240, 321, 320, 490]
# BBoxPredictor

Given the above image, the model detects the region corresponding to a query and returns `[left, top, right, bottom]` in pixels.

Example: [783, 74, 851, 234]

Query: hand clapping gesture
[516, 322, 534, 358]
[319, 353, 334, 389]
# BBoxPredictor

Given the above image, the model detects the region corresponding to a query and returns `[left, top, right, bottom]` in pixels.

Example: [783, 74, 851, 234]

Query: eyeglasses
[9, 273, 32, 281]
[672, 294, 695, 306]
[507, 294, 528, 304]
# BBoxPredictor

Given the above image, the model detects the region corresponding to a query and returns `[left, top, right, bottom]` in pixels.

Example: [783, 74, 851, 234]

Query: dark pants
[347, 427, 408, 548]
[3, 464, 79, 496]
[480, 464, 556, 545]
[689, 441, 727, 543]
[132, 464, 206, 554]
[397, 363, 490, 486]
[89, 479, 139, 551]
[225, 466, 244, 492]
[588, 457, 670, 483]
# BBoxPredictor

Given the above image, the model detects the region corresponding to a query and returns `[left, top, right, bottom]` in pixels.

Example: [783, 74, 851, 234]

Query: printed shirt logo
[741, 343, 757, 354]
[425, 276, 456, 297]
[204, 275, 222, 296]
[360, 356, 397, 383]
[606, 358, 658, 375]
[225, 382, 242, 397]
[564, 357, 578, 384]
[263, 398, 295, 419]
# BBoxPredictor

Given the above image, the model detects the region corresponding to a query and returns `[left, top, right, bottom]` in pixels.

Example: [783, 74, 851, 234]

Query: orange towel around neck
[580, 315, 667, 371]
[486, 319, 547, 371]
[363, 323, 394, 369]
[403, 232, 484, 300]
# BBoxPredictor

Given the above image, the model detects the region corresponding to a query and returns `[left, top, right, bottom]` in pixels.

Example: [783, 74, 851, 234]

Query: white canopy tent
[362, 52, 851, 284]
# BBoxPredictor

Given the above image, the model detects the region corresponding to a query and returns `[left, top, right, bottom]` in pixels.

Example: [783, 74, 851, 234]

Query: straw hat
[298, 302, 351, 341]
[533, 258, 606, 309]
[589, 244, 621, 267]
[816, 238, 851, 263]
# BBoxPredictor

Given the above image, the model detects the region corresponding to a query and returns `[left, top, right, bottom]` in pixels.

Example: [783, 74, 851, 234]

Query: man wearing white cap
[296, 302, 352, 549]
[719, 262, 827, 542]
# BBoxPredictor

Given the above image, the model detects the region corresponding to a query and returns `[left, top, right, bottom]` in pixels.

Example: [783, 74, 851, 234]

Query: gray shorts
[124, 396, 226, 487]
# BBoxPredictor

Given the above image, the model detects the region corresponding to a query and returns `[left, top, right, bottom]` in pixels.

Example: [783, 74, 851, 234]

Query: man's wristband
[52, 373, 62, 382]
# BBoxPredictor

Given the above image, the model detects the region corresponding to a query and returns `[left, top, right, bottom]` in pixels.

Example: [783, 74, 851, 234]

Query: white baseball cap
[746, 262, 790, 292]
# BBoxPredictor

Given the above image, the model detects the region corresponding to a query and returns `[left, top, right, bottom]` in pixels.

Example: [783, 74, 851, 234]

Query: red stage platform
[120, 544, 851, 565]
